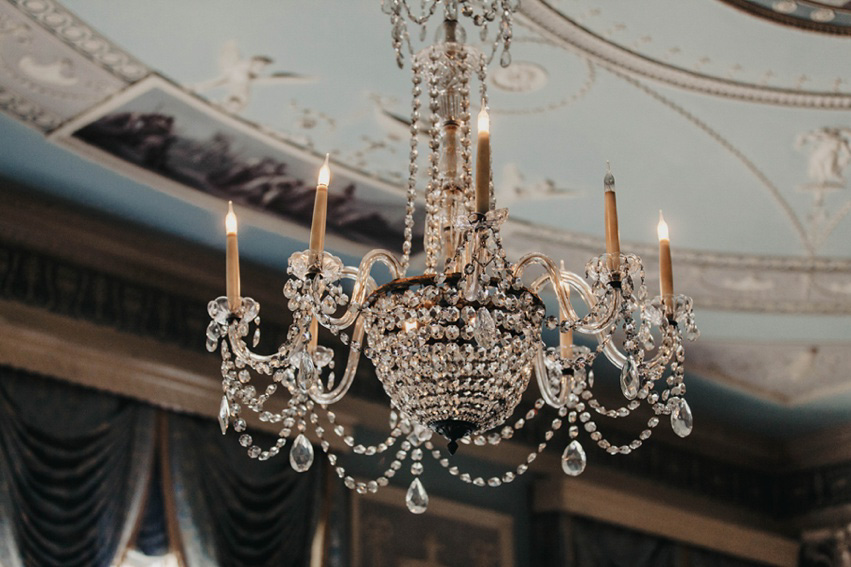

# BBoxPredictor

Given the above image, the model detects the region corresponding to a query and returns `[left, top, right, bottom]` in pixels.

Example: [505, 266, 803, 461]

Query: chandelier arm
[226, 317, 298, 367]
[324, 249, 404, 329]
[323, 266, 375, 330]
[640, 323, 678, 373]
[516, 253, 621, 336]
[307, 315, 366, 405]
[556, 271, 623, 335]
[597, 309, 680, 373]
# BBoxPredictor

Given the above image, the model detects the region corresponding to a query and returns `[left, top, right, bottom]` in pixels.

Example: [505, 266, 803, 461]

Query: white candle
[309, 154, 331, 264]
[308, 317, 319, 354]
[603, 163, 620, 271]
[475, 107, 491, 215]
[225, 201, 241, 311]
[559, 260, 573, 358]
[657, 210, 674, 312]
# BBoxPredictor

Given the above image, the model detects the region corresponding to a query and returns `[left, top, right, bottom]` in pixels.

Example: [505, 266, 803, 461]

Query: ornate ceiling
[0, 0, 850, 436]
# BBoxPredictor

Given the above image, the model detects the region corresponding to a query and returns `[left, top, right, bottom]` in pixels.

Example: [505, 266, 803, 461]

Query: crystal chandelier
[206, 0, 699, 514]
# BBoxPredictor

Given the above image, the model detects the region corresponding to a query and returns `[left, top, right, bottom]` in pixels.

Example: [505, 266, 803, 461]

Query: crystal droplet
[252, 328, 261, 347]
[406, 477, 429, 514]
[561, 440, 586, 476]
[290, 433, 314, 472]
[240, 297, 259, 322]
[500, 49, 512, 67]
[206, 321, 221, 341]
[670, 398, 693, 438]
[620, 358, 639, 400]
[298, 351, 316, 390]
[473, 307, 497, 349]
[208, 297, 230, 325]
[218, 396, 230, 435]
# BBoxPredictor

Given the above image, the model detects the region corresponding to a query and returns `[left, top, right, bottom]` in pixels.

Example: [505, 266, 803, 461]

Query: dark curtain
[0, 367, 156, 567]
[165, 413, 322, 567]
[135, 451, 170, 557]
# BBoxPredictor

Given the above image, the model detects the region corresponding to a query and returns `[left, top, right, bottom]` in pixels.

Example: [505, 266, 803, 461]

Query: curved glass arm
[226, 315, 306, 367]
[515, 253, 621, 335]
[308, 316, 366, 405]
[325, 249, 404, 329]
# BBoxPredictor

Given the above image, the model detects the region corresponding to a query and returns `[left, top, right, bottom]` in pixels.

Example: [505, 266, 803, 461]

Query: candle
[559, 260, 573, 358]
[475, 107, 491, 215]
[225, 201, 241, 311]
[657, 210, 674, 313]
[309, 154, 331, 265]
[308, 317, 319, 354]
[603, 163, 620, 271]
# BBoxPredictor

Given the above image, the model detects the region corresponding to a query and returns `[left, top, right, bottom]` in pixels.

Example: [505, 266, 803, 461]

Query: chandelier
[206, 0, 699, 514]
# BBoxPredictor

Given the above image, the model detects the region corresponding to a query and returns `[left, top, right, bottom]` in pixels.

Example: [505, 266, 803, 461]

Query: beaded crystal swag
[207, 0, 698, 514]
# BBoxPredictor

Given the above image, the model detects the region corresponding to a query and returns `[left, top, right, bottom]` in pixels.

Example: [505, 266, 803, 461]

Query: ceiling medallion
[490, 61, 548, 93]
[207, 0, 698, 514]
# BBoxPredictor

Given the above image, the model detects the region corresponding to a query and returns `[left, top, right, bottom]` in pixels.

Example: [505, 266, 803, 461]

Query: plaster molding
[504, 219, 851, 315]
[518, 0, 851, 108]
[0, 83, 60, 130]
[0, 0, 138, 131]
[9, 0, 148, 82]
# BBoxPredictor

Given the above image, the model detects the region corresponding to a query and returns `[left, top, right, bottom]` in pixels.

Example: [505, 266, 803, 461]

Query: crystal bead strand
[427, 402, 566, 487]
[424, 48, 443, 273]
[456, 46, 473, 211]
[317, 406, 403, 455]
[311, 409, 402, 495]
[401, 59, 422, 275]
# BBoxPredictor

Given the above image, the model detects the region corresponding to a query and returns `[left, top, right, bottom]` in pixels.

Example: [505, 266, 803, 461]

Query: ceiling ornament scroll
[519, 0, 851, 109]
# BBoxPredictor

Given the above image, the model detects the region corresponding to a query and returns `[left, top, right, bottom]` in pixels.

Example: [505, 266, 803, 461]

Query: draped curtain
[0, 367, 324, 567]
[0, 367, 156, 567]
[165, 413, 322, 567]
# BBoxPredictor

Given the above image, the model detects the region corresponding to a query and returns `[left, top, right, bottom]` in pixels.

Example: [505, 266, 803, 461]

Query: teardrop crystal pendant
[252, 327, 261, 347]
[218, 396, 230, 435]
[473, 307, 497, 349]
[406, 477, 429, 514]
[297, 351, 316, 391]
[289, 433, 315, 472]
[561, 440, 587, 477]
[670, 398, 693, 438]
[620, 358, 639, 400]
